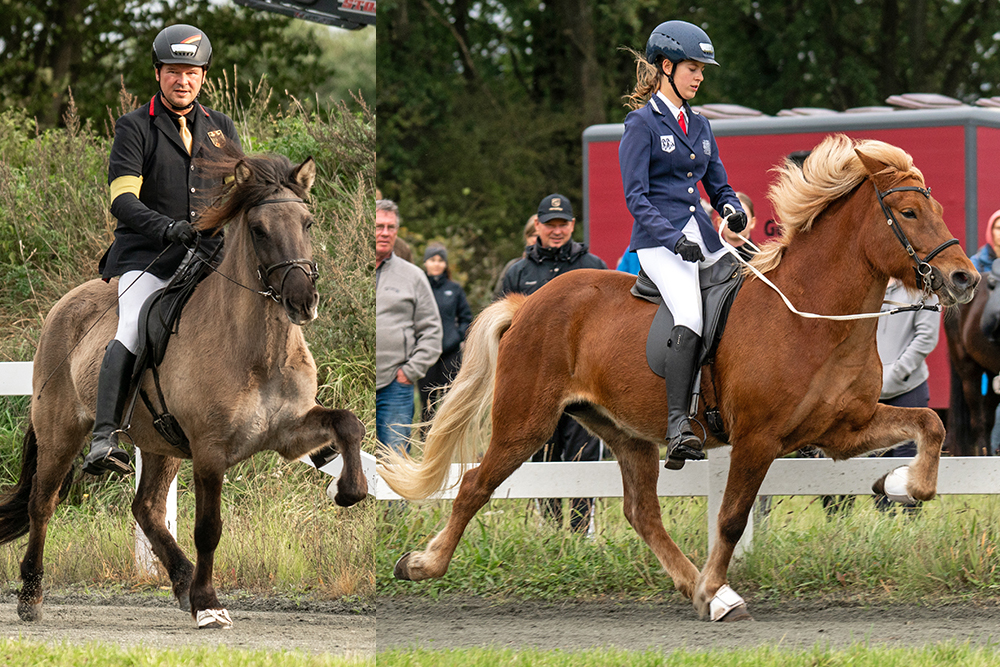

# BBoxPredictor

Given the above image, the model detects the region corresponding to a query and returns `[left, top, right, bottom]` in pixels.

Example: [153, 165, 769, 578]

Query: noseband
[873, 181, 958, 294]
[248, 197, 319, 302]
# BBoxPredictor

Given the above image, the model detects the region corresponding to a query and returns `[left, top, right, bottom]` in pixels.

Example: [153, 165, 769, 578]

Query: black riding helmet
[645, 20, 718, 104]
[152, 24, 213, 70]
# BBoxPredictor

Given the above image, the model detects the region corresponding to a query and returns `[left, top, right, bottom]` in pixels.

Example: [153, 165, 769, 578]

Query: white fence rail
[1, 361, 377, 574]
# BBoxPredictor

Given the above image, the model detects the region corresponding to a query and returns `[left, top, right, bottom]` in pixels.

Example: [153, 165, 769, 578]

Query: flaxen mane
[751, 134, 923, 274]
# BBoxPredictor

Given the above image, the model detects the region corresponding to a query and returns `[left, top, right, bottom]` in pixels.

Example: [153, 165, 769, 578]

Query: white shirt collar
[656, 91, 685, 123]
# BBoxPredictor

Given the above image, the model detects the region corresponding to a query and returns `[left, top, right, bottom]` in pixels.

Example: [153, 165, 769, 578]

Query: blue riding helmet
[645, 20, 719, 67]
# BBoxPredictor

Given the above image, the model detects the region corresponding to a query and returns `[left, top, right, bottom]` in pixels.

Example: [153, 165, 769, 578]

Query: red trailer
[582, 105, 1000, 408]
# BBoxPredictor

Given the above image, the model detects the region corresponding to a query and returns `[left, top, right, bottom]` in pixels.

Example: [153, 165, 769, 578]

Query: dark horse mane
[194, 144, 311, 234]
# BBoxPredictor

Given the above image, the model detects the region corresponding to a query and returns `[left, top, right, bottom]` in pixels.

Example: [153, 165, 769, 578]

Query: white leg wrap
[196, 608, 233, 629]
[709, 584, 746, 622]
[883, 465, 916, 503]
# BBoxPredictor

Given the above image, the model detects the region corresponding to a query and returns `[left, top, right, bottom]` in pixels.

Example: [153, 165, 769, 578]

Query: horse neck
[195, 234, 302, 369]
[773, 192, 889, 320]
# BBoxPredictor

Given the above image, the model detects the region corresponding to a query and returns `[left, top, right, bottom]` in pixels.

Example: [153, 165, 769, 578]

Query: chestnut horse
[944, 272, 1000, 456]
[380, 135, 977, 621]
[0, 153, 367, 628]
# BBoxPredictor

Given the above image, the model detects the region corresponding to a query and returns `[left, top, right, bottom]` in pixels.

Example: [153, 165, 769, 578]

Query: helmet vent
[170, 43, 199, 58]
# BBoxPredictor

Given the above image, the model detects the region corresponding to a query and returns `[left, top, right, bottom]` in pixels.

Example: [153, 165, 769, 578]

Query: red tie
[678, 111, 687, 135]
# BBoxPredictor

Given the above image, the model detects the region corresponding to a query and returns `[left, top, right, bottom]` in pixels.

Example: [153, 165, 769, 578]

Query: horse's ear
[291, 157, 316, 195]
[855, 148, 893, 183]
[234, 159, 253, 185]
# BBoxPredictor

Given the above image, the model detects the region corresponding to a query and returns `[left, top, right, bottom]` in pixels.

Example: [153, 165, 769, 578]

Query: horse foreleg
[132, 452, 193, 611]
[615, 439, 700, 599]
[834, 404, 944, 503]
[694, 445, 770, 622]
[190, 462, 231, 629]
[285, 406, 367, 506]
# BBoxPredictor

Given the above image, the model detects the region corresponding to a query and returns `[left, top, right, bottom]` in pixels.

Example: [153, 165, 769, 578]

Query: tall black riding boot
[83, 340, 136, 476]
[664, 325, 703, 470]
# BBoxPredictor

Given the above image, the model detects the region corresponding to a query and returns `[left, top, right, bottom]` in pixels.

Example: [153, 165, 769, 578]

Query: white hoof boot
[196, 608, 233, 629]
[709, 584, 746, 622]
[883, 466, 916, 504]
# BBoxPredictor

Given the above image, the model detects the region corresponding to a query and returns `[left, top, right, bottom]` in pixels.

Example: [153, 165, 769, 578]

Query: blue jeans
[376, 379, 415, 454]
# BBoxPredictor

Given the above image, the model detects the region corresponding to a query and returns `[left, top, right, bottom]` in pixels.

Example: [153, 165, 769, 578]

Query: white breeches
[637, 216, 733, 333]
[114, 270, 170, 354]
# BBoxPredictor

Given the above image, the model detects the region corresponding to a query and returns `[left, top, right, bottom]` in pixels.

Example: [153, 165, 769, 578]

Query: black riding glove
[163, 220, 196, 246]
[723, 204, 747, 234]
[674, 236, 705, 263]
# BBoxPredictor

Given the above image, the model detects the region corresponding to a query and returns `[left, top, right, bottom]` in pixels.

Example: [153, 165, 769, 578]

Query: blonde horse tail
[379, 294, 527, 500]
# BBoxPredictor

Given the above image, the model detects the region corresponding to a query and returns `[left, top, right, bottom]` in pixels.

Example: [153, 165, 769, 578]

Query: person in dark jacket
[85, 24, 241, 476]
[418, 245, 473, 422]
[500, 194, 607, 533]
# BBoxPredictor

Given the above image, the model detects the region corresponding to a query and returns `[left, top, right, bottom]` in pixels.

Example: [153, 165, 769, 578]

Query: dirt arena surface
[377, 596, 1000, 652]
[0, 591, 374, 656]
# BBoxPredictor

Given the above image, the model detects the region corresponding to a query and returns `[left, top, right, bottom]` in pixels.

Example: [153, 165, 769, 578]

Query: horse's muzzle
[935, 266, 979, 306]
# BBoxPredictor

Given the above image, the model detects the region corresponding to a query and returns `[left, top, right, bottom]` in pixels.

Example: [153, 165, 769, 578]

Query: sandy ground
[0, 592, 374, 657]
[377, 596, 1000, 652]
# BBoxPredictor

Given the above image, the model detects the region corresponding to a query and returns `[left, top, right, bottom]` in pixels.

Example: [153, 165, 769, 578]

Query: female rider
[619, 20, 747, 470]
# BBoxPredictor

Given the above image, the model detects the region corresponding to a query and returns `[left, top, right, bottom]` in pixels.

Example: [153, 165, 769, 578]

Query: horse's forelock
[195, 150, 306, 234]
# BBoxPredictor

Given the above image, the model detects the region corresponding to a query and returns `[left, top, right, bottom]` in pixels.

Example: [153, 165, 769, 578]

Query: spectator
[418, 245, 473, 422]
[616, 246, 641, 274]
[375, 199, 443, 454]
[501, 193, 607, 533]
[873, 277, 940, 513]
[971, 209, 1000, 274]
[493, 215, 539, 298]
[619, 20, 746, 470]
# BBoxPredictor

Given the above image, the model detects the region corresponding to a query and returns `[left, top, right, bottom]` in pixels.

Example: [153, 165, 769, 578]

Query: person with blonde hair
[618, 20, 746, 470]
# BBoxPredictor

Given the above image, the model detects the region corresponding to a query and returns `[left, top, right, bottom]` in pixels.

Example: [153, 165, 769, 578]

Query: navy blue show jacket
[618, 96, 742, 255]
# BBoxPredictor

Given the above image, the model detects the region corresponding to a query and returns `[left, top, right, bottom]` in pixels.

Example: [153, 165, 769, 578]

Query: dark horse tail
[0, 424, 73, 545]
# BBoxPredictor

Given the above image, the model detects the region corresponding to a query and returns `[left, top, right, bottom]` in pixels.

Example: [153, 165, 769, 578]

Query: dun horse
[0, 153, 367, 628]
[381, 135, 977, 621]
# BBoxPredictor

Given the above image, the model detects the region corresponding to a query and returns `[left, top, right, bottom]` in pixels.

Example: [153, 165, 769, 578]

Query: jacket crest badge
[660, 135, 675, 153]
[207, 129, 226, 148]
[702, 139, 711, 156]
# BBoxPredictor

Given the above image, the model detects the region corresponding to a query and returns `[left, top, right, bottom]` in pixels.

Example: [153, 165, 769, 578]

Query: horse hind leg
[13, 423, 82, 621]
[394, 400, 561, 582]
[132, 452, 193, 611]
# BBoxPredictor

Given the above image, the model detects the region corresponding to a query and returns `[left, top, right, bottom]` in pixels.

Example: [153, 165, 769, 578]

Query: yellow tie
[178, 116, 193, 155]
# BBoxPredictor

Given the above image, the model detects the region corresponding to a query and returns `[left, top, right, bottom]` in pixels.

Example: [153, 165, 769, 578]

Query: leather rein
[873, 181, 958, 296]
[241, 196, 319, 302]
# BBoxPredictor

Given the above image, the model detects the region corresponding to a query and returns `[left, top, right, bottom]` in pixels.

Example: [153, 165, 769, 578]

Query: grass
[377, 492, 1000, 603]
[376, 644, 1000, 667]
[0, 638, 372, 666]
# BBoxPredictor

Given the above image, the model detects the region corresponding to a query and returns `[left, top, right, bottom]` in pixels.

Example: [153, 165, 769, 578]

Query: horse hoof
[394, 552, 414, 580]
[177, 591, 191, 612]
[718, 604, 753, 622]
[16, 602, 42, 622]
[196, 608, 233, 629]
[872, 472, 888, 497]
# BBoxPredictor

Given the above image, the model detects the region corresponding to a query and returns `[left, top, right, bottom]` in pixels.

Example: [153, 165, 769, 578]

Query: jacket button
[690, 154, 696, 160]
[190, 165, 195, 171]
[687, 187, 694, 194]
[689, 205, 696, 212]
[687, 172, 693, 177]
[190, 187, 196, 193]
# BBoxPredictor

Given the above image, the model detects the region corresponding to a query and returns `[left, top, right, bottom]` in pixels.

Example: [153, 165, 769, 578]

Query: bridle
[247, 196, 319, 302]
[873, 181, 958, 296]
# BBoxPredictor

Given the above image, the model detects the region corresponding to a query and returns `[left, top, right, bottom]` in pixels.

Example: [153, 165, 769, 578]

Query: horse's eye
[304, 218, 314, 232]
[901, 209, 917, 219]
[251, 225, 268, 241]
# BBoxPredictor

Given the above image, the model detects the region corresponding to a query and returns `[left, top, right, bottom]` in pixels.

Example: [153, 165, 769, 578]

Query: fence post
[133, 449, 178, 576]
[707, 447, 754, 557]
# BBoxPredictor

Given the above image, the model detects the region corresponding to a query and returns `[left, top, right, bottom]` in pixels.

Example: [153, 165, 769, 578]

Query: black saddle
[126, 247, 220, 456]
[631, 252, 744, 377]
